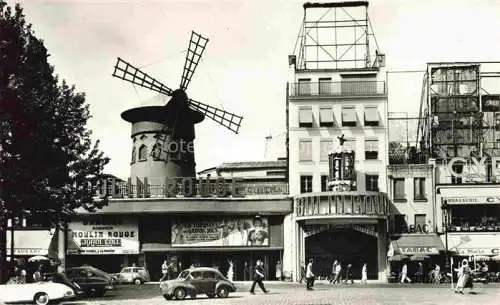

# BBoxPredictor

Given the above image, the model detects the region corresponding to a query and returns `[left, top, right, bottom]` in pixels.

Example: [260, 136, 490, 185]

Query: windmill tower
[113, 32, 243, 182]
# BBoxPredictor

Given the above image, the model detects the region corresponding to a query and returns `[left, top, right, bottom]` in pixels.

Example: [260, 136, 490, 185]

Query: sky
[7, 0, 500, 179]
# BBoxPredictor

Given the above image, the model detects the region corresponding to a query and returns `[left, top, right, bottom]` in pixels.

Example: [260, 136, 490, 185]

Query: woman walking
[361, 263, 368, 284]
[455, 259, 473, 294]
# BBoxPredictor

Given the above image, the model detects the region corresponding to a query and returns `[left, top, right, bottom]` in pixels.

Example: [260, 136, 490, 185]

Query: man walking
[332, 261, 342, 284]
[250, 260, 269, 294]
[306, 258, 315, 290]
[400, 263, 411, 284]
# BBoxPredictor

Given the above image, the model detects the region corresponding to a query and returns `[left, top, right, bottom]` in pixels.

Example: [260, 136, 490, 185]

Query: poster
[172, 217, 269, 247]
[68, 219, 139, 255]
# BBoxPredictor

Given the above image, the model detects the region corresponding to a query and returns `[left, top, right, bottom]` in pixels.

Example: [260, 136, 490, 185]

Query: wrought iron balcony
[288, 80, 386, 97]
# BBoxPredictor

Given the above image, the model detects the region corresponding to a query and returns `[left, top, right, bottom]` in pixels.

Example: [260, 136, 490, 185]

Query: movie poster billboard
[68, 219, 139, 255]
[172, 217, 269, 247]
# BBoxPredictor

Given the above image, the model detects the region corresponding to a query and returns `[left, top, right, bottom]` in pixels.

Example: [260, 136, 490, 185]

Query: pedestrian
[300, 261, 306, 283]
[250, 260, 269, 294]
[361, 263, 367, 284]
[329, 260, 337, 283]
[400, 263, 411, 284]
[416, 262, 423, 283]
[160, 260, 168, 281]
[332, 261, 342, 284]
[275, 260, 283, 281]
[455, 259, 473, 294]
[433, 264, 441, 284]
[33, 265, 43, 282]
[343, 264, 353, 284]
[244, 261, 249, 281]
[306, 258, 315, 290]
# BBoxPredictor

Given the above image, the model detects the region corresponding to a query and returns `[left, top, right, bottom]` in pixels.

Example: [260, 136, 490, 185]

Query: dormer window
[138, 144, 148, 161]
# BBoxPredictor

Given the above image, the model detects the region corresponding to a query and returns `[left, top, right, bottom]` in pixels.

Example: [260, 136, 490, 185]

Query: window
[451, 164, 463, 184]
[298, 107, 313, 128]
[298, 78, 311, 95]
[364, 139, 379, 160]
[321, 175, 329, 192]
[299, 140, 312, 161]
[319, 107, 334, 127]
[190, 271, 202, 280]
[138, 144, 148, 161]
[152, 143, 162, 160]
[341, 138, 355, 153]
[341, 107, 357, 126]
[300, 175, 313, 193]
[365, 174, 379, 191]
[202, 271, 216, 279]
[319, 78, 332, 95]
[415, 214, 426, 228]
[393, 178, 405, 201]
[413, 177, 426, 200]
[364, 106, 379, 126]
[320, 139, 333, 161]
[131, 147, 136, 163]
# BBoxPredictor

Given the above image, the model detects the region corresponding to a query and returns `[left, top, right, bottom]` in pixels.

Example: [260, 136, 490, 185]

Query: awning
[6, 230, 53, 256]
[319, 107, 334, 125]
[299, 108, 313, 124]
[439, 186, 500, 205]
[142, 243, 283, 252]
[341, 107, 356, 123]
[364, 106, 379, 123]
[391, 234, 445, 255]
[445, 233, 500, 256]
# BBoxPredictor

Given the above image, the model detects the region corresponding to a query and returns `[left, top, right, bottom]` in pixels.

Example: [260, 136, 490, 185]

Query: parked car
[160, 267, 236, 300]
[110, 266, 150, 285]
[65, 266, 114, 297]
[0, 281, 75, 305]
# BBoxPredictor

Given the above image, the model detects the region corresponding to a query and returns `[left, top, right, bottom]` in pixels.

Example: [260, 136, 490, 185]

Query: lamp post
[441, 199, 449, 278]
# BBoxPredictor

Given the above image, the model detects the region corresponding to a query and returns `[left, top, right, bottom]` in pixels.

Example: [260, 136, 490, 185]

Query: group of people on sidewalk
[299, 259, 368, 290]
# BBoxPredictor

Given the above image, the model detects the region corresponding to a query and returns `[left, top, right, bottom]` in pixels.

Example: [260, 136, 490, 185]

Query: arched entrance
[305, 228, 378, 279]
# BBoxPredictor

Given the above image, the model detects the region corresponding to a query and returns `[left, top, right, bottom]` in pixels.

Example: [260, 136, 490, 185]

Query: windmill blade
[187, 98, 243, 134]
[180, 31, 209, 91]
[113, 57, 173, 96]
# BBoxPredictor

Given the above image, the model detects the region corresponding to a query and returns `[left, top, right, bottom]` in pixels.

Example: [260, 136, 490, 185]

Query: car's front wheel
[34, 292, 50, 305]
[174, 287, 186, 300]
[217, 286, 230, 298]
[133, 278, 142, 285]
[163, 294, 172, 300]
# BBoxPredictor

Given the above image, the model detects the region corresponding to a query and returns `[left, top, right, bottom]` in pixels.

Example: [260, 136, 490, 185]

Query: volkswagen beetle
[160, 267, 236, 300]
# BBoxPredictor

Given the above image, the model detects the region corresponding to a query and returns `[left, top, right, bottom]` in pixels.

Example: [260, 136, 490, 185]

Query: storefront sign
[398, 224, 430, 234]
[400, 247, 439, 255]
[457, 248, 500, 256]
[445, 197, 500, 205]
[6, 230, 52, 256]
[68, 219, 139, 255]
[304, 224, 377, 237]
[172, 217, 269, 247]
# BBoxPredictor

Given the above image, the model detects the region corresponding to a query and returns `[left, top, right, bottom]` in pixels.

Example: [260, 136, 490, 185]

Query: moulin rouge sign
[444, 157, 500, 178]
[100, 177, 288, 198]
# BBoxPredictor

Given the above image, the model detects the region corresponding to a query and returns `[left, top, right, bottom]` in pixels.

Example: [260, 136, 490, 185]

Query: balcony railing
[289, 81, 386, 97]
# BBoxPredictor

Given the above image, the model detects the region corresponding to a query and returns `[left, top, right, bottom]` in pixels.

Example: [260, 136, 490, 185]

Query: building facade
[283, 1, 390, 281]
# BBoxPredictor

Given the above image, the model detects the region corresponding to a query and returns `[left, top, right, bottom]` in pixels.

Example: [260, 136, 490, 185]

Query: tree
[0, 1, 109, 282]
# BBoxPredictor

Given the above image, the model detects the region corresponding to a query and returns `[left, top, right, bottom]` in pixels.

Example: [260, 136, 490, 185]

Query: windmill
[112, 31, 243, 178]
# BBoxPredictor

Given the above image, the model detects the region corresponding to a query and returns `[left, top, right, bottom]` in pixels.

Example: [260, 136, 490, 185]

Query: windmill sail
[187, 98, 243, 134]
[180, 31, 209, 91]
[113, 57, 173, 96]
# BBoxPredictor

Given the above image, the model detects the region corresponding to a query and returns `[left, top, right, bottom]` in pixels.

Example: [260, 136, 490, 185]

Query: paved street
[55, 282, 500, 305]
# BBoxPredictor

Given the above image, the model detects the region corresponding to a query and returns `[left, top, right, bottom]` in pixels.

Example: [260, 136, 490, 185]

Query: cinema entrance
[294, 192, 390, 281]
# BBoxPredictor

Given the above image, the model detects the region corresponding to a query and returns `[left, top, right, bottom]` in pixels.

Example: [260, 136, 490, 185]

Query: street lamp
[441, 199, 449, 272]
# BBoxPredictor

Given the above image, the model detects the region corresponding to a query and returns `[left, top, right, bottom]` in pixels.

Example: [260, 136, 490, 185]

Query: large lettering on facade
[445, 157, 500, 178]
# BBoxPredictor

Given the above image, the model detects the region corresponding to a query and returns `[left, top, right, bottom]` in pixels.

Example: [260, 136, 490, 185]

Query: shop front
[66, 217, 140, 273]
[140, 214, 285, 281]
[293, 192, 390, 281]
[444, 233, 500, 272]
[388, 234, 445, 282]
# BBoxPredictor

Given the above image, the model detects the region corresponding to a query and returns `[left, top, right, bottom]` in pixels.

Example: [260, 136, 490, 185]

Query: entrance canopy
[391, 235, 445, 255]
[6, 230, 53, 256]
[446, 233, 500, 256]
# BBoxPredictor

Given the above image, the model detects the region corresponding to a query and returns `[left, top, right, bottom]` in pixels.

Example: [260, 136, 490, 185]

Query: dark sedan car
[160, 267, 236, 300]
[65, 266, 114, 297]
